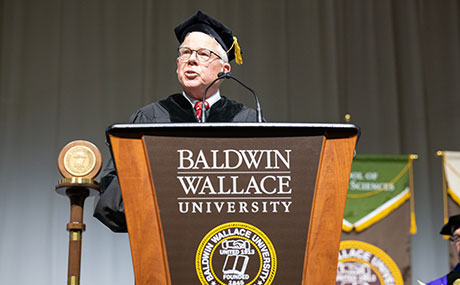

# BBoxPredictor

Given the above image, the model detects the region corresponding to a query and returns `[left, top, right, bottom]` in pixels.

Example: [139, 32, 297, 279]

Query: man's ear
[223, 63, 231, 73]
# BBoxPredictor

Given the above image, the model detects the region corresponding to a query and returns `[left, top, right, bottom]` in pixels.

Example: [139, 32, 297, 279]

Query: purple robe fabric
[427, 263, 460, 285]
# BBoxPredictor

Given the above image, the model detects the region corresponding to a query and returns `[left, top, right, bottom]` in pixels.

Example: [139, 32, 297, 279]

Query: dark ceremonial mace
[56, 140, 102, 285]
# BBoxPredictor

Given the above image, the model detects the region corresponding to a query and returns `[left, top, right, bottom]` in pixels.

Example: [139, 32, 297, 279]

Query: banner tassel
[409, 155, 417, 234]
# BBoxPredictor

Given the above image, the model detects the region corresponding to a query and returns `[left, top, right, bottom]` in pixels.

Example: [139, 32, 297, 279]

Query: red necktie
[194, 101, 209, 120]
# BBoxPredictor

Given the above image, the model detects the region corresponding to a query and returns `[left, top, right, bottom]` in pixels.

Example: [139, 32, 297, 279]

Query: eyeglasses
[449, 235, 460, 243]
[177, 47, 222, 63]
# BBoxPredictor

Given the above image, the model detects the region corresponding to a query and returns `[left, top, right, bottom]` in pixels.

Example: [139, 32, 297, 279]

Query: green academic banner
[343, 155, 414, 232]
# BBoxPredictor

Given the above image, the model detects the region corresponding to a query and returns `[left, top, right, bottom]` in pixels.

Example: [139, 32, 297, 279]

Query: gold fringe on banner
[352, 191, 410, 232]
[409, 154, 418, 234]
[438, 151, 449, 239]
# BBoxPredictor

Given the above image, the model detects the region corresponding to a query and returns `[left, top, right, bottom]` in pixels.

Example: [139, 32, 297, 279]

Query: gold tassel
[409, 155, 418, 234]
[227, 36, 243, 65]
[233, 37, 243, 64]
[410, 212, 417, 235]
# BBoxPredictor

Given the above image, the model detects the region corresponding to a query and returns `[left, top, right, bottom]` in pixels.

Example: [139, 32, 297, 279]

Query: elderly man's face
[176, 32, 231, 100]
[453, 228, 460, 257]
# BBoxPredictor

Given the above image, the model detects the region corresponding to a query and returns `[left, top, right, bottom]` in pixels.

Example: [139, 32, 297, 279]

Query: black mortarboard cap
[440, 214, 460, 235]
[174, 10, 242, 64]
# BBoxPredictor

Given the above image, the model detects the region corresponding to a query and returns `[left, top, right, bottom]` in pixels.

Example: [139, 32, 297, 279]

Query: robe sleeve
[93, 157, 128, 232]
[425, 275, 447, 285]
[92, 106, 161, 232]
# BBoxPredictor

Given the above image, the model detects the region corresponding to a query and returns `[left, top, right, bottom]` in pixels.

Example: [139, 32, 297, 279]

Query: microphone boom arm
[201, 73, 226, 123]
[217, 72, 263, 123]
[201, 72, 263, 123]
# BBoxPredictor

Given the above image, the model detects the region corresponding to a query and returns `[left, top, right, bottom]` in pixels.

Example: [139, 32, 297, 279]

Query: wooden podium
[107, 122, 359, 285]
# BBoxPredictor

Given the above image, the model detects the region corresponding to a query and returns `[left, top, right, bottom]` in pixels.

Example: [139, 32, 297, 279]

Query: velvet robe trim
[158, 93, 244, 122]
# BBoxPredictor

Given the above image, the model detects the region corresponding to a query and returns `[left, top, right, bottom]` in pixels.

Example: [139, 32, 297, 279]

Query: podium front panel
[108, 123, 358, 285]
[144, 135, 323, 284]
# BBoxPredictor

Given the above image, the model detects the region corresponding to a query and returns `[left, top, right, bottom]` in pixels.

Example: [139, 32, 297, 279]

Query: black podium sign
[145, 136, 323, 284]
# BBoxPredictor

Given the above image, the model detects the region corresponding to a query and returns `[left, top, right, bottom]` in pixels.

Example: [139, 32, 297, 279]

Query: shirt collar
[182, 90, 221, 108]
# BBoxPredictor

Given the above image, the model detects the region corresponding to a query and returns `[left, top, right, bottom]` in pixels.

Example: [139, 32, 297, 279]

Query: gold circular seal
[196, 222, 277, 285]
[58, 140, 102, 179]
[337, 240, 403, 285]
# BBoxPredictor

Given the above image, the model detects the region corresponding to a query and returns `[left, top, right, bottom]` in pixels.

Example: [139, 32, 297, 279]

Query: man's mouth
[184, 70, 199, 78]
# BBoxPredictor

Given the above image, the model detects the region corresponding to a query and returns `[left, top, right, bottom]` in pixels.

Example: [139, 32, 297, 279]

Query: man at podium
[94, 11, 258, 232]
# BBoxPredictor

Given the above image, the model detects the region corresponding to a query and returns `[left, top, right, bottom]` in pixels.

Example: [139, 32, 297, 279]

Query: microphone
[200, 72, 227, 122]
[217, 71, 232, 79]
[216, 72, 263, 123]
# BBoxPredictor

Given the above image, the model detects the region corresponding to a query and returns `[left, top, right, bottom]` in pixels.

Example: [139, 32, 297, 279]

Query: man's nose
[187, 51, 199, 63]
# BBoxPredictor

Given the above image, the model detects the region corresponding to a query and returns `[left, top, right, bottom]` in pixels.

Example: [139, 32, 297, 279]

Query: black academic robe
[93, 94, 258, 232]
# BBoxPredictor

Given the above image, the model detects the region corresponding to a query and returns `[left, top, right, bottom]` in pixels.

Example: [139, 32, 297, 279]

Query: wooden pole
[66, 187, 89, 285]
[56, 180, 99, 285]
